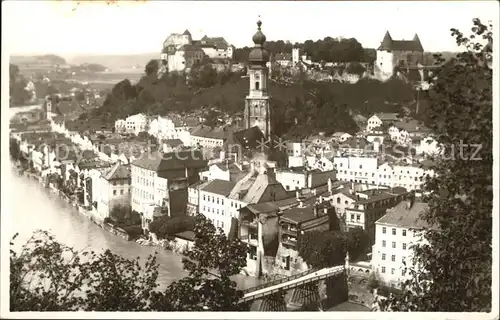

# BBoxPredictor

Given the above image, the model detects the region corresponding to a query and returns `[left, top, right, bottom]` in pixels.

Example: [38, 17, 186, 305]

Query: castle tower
[244, 20, 271, 138]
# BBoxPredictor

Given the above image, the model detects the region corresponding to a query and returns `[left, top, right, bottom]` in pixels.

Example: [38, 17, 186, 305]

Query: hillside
[86, 66, 418, 139]
[10, 54, 67, 66]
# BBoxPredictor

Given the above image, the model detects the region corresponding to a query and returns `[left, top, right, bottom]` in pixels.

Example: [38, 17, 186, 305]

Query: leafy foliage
[380, 18, 493, 312]
[149, 215, 250, 311]
[233, 38, 373, 63]
[9, 63, 33, 106]
[10, 215, 249, 311]
[298, 228, 369, 269]
[109, 205, 141, 226]
[149, 215, 196, 239]
[10, 230, 158, 311]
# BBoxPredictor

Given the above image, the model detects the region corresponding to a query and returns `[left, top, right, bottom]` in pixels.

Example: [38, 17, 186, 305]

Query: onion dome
[249, 20, 269, 64]
[252, 20, 266, 46]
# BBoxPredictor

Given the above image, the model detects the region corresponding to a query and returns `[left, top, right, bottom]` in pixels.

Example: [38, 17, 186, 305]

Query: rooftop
[393, 120, 431, 133]
[103, 162, 131, 181]
[281, 202, 331, 224]
[376, 201, 430, 229]
[200, 179, 236, 197]
[132, 150, 207, 172]
[191, 125, 232, 140]
[374, 113, 399, 122]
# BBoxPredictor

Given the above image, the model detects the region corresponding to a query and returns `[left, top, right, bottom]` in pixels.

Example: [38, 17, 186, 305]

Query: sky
[3, 1, 498, 56]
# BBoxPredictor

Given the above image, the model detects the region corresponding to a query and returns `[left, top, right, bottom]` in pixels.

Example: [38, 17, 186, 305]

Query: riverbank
[22, 169, 134, 242]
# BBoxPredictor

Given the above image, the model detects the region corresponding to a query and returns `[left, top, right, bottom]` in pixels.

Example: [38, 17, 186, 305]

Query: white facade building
[115, 114, 149, 136]
[372, 201, 430, 287]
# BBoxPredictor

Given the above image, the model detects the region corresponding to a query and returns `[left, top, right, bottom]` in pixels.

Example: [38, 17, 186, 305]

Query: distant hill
[10, 54, 67, 66]
[65, 53, 158, 71]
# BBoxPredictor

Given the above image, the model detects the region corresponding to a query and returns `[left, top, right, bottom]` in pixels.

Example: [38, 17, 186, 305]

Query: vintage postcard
[1, 1, 498, 319]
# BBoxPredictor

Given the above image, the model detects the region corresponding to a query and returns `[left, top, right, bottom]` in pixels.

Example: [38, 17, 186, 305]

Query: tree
[10, 230, 158, 311]
[298, 230, 345, 269]
[144, 59, 159, 77]
[338, 227, 370, 261]
[149, 215, 196, 239]
[10, 216, 249, 311]
[380, 18, 493, 312]
[9, 138, 21, 161]
[149, 215, 250, 311]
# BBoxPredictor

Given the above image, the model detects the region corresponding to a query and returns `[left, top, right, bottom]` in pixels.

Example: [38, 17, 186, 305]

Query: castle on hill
[160, 29, 235, 73]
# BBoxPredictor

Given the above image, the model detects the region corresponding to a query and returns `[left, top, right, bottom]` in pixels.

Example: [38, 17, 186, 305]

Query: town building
[115, 114, 149, 135]
[275, 199, 334, 275]
[333, 156, 434, 191]
[331, 132, 353, 143]
[190, 125, 230, 150]
[275, 167, 336, 191]
[372, 200, 430, 287]
[388, 120, 431, 145]
[130, 150, 207, 231]
[198, 164, 290, 236]
[375, 31, 424, 80]
[199, 161, 247, 182]
[96, 162, 132, 220]
[344, 188, 410, 245]
[366, 113, 399, 132]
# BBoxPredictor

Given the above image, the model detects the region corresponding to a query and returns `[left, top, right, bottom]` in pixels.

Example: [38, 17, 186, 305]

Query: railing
[241, 268, 319, 295]
[238, 266, 346, 303]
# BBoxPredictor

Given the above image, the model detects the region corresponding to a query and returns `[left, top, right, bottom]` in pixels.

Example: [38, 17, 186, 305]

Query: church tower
[245, 20, 271, 138]
[46, 97, 52, 121]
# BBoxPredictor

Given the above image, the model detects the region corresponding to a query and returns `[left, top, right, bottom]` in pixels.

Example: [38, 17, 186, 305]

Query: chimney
[319, 195, 323, 203]
[328, 178, 333, 195]
[312, 188, 317, 196]
[313, 205, 318, 217]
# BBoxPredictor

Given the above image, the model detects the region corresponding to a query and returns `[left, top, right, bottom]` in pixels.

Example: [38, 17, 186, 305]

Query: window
[113, 190, 117, 195]
[381, 266, 386, 273]
[382, 253, 386, 260]
[402, 243, 407, 250]
[350, 214, 354, 221]
[392, 228, 396, 235]
[221, 222, 224, 229]
[402, 269, 406, 276]
[120, 190, 124, 195]
[382, 227, 386, 234]
[382, 240, 386, 247]
[391, 268, 395, 275]
[356, 214, 360, 221]
[392, 241, 396, 249]
[391, 255, 396, 262]
[337, 197, 341, 204]
[255, 82, 260, 90]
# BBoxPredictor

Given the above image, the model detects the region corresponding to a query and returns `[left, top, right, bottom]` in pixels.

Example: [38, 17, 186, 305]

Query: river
[8, 167, 262, 291]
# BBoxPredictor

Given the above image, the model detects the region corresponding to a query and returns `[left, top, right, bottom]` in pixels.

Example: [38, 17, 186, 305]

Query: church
[225, 20, 282, 162]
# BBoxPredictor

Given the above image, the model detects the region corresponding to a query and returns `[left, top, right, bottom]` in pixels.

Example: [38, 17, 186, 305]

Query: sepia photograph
[1, 0, 498, 318]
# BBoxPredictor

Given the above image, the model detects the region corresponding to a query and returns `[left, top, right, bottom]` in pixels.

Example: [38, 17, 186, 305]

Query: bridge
[238, 265, 347, 311]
